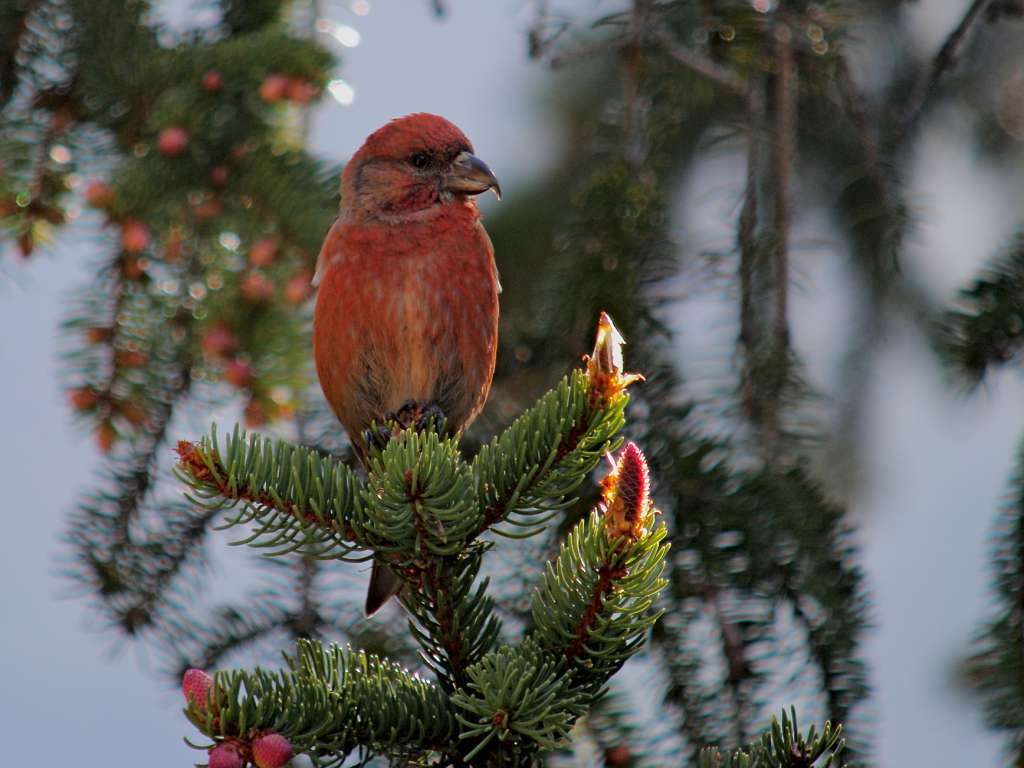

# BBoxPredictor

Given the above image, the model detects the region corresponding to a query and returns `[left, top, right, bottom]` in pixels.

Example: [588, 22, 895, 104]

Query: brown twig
[565, 563, 625, 662]
[899, 0, 994, 136]
[703, 584, 752, 746]
[175, 441, 359, 541]
[771, 23, 795, 359]
[834, 56, 887, 203]
[655, 27, 747, 96]
[737, 84, 766, 432]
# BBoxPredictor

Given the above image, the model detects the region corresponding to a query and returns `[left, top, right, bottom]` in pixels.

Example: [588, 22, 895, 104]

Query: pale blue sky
[2, 2, 1021, 766]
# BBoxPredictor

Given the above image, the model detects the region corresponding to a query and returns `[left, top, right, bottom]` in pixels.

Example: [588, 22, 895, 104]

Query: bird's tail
[365, 561, 403, 616]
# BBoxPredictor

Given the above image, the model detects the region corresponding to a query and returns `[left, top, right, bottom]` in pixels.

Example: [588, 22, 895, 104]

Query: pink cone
[251, 732, 293, 768]
[208, 742, 244, 768]
[182, 668, 213, 711]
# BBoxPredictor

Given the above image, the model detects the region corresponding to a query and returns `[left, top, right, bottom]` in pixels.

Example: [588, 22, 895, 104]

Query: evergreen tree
[5, 0, 1024, 764]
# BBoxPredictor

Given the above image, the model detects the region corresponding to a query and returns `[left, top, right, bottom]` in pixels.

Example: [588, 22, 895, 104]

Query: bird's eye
[409, 152, 430, 169]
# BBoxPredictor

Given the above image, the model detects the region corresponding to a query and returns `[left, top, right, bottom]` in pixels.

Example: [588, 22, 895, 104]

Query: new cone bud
[259, 74, 289, 103]
[157, 126, 189, 157]
[584, 312, 643, 403]
[600, 441, 654, 543]
[121, 219, 151, 254]
[207, 742, 244, 768]
[84, 181, 115, 209]
[182, 668, 213, 711]
[202, 70, 223, 93]
[251, 732, 293, 768]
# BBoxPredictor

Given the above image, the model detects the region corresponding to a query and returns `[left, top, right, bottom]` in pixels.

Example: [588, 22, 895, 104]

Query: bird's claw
[391, 400, 446, 433]
[365, 401, 446, 454]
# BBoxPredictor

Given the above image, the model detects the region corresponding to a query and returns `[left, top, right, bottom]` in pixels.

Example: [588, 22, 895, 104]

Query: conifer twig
[899, 0, 994, 136]
[654, 27, 747, 96]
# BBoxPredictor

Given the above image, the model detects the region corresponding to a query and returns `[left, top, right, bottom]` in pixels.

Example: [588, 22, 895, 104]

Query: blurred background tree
[3, 0, 1024, 765]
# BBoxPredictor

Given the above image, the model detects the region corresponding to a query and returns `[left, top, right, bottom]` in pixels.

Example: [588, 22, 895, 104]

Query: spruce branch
[472, 312, 640, 540]
[654, 26, 747, 96]
[533, 442, 667, 687]
[174, 424, 363, 559]
[451, 638, 588, 762]
[940, 231, 1024, 384]
[697, 708, 844, 768]
[184, 639, 457, 766]
[359, 429, 480, 560]
[963, 439, 1024, 763]
[898, 0, 994, 137]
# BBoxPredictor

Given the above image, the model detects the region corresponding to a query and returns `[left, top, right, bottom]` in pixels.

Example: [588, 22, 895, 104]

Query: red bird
[312, 114, 501, 615]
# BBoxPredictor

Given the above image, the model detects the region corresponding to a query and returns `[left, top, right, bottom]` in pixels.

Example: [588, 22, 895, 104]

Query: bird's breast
[313, 207, 498, 439]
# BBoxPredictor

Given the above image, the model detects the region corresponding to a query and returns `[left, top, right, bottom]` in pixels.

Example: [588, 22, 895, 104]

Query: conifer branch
[655, 26, 748, 96]
[940, 232, 1024, 384]
[771, 19, 794, 370]
[471, 369, 627, 539]
[697, 708, 845, 768]
[962, 440, 1024, 762]
[899, 0, 994, 137]
[174, 425, 363, 559]
[185, 640, 458, 765]
[0, 0, 41, 108]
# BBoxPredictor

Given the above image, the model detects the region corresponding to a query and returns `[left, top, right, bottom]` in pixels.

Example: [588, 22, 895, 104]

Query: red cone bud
[202, 70, 223, 93]
[259, 74, 289, 103]
[251, 732, 293, 768]
[600, 441, 654, 542]
[286, 78, 317, 105]
[605, 745, 632, 766]
[240, 271, 274, 303]
[121, 219, 150, 254]
[96, 421, 116, 453]
[207, 742, 244, 768]
[84, 181, 115, 209]
[284, 270, 313, 305]
[117, 400, 147, 426]
[192, 198, 222, 221]
[210, 165, 229, 188]
[182, 668, 213, 711]
[115, 349, 147, 369]
[244, 399, 267, 427]
[201, 323, 238, 359]
[157, 126, 189, 157]
[248, 238, 278, 267]
[69, 387, 99, 411]
[84, 327, 112, 344]
[223, 360, 253, 389]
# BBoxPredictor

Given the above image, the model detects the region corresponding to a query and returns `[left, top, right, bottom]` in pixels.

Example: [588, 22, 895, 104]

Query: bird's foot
[391, 399, 446, 433]
[364, 401, 447, 456]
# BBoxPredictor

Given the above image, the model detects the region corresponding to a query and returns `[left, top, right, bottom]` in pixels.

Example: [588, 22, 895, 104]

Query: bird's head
[341, 113, 500, 222]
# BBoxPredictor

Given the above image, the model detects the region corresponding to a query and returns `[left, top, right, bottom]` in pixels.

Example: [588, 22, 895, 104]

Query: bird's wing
[312, 217, 344, 287]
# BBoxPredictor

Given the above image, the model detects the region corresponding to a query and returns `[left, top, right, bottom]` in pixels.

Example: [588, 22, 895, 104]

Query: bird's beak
[446, 151, 501, 200]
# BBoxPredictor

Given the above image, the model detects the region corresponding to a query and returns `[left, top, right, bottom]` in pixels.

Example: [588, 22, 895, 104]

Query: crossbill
[312, 114, 501, 615]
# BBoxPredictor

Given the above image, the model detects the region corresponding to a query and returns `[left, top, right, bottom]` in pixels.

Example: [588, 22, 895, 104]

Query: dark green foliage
[962, 441, 1024, 763]
[532, 511, 668, 686]
[472, 369, 628, 535]
[452, 638, 588, 759]
[941, 233, 1024, 384]
[172, 340, 677, 764]
[696, 709, 844, 768]
[186, 639, 458, 766]
[16, 0, 1024, 763]
[177, 423, 362, 558]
